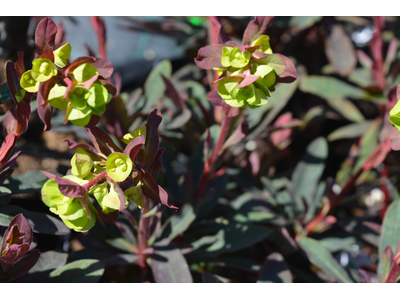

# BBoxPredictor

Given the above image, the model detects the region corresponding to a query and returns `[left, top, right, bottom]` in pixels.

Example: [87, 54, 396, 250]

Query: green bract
[221, 46, 251, 69]
[73, 63, 98, 82]
[93, 182, 126, 214]
[15, 89, 26, 103]
[122, 126, 147, 144]
[41, 175, 96, 232]
[20, 70, 40, 93]
[251, 35, 273, 54]
[106, 153, 133, 182]
[31, 58, 57, 82]
[124, 184, 144, 209]
[53, 43, 71, 68]
[71, 148, 95, 178]
[48, 84, 68, 111]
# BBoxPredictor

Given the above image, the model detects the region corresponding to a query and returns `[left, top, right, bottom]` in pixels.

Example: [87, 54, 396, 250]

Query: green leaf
[143, 60, 172, 112]
[0, 205, 69, 235]
[150, 238, 193, 283]
[257, 252, 292, 283]
[296, 236, 353, 283]
[327, 120, 373, 141]
[49, 259, 104, 283]
[378, 199, 400, 278]
[292, 137, 328, 207]
[5, 170, 49, 194]
[168, 204, 196, 240]
[28, 250, 68, 273]
[325, 96, 365, 122]
[299, 76, 379, 101]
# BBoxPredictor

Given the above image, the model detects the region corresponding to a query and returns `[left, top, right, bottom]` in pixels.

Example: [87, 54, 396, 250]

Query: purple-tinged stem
[82, 170, 107, 190]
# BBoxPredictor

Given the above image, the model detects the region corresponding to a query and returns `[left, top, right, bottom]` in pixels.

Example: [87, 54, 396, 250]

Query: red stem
[82, 170, 107, 190]
[194, 117, 232, 198]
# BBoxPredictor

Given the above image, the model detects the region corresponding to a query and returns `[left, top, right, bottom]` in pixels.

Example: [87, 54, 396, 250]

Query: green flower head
[31, 58, 57, 82]
[93, 182, 127, 214]
[41, 175, 96, 232]
[106, 153, 133, 182]
[217, 77, 271, 108]
[221, 46, 252, 69]
[20, 70, 40, 93]
[87, 83, 112, 114]
[53, 43, 71, 68]
[73, 63, 98, 83]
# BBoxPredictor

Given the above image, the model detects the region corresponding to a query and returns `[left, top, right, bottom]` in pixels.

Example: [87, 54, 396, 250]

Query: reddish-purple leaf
[85, 126, 123, 156]
[79, 197, 92, 222]
[65, 56, 94, 75]
[270, 112, 293, 147]
[5, 101, 31, 137]
[113, 73, 122, 96]
[0, 134, 17, 167]
[4, 249, 40, 282]
[90, 16, 107, 59]
[41, 48, 54, 62]
[148, 147, 165, 180]
[55, 177, 86, 198]
[221, 123, 249, 153]
[0, 150, 22, 172]
[55, 22, 65, 46]
[141, 109, 162, 168]
[35, 17, 57, 55]
[14, 52, 25, 79]
[274, 54, 298, 83]
[204, 129, 212, 161]
[387, 86, 398, 112]
[249, 151, 260, 175]
[237, 75, 260, 88]
[242, 16, 275, 46]
[5, 214, 33, 247]
[162, 75, 185, 109]
[63, 139, 100, 159]
[6, 62, 19, 106]
[123, 136, 145, 162]
[209, 16, 231, 45]
[0, 244, 29, 273]
[101, 81, 117, 97]
[91, 58, 114, 79]
[222, 102, 240, 117]
[37, 78, 55, 131]
[96, 206, 119, 224]
[40, 171, 58, 180]
[85, 114, 101, 128]
[194, 44, 225, 70]
[358, 269, 371, 283]
[207, 90, 224, 106]
[390, 126, 400, 151]
[103, 96, 127, 139]
[140, 168, 177, 209]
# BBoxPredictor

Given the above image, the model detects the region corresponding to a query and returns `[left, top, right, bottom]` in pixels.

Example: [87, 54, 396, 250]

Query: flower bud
[31, 58, 57, 82]
[20, 70, 40, 93]
[73, 63, 98, 83]
[53, 43, 71, 68]
[106, 153, 133, 182]
[229, 47, 251, 68]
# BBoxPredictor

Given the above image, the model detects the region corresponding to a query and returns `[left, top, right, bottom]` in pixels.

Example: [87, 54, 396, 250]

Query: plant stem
[82, 170, 107, 190]
[194, 116, 232, 198]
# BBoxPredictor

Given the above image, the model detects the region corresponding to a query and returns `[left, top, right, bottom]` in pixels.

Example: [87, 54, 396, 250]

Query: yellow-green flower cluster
[216, 35, 276, 109]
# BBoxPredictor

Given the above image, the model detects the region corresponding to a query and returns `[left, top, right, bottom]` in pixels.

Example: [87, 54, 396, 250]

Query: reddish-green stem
[82, 170, 107, 190]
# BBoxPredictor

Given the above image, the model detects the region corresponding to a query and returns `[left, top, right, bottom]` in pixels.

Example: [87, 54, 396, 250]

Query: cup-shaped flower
[252, 62, 276, 88]
[53, 43, 71, 68]
[73, 63, 98, 83]
[124, 184, 144, 209]
[93, 182, 126, 214]
[106, 153, 133, 182]
[389, 100, 400, 131]
[251, 35, 273, 54]
[20, 70, 40, 93]
[41, 175, 96, 232]
[71, 148, 95, 179]
[48, 84, 68, 111]
[31, 58, 57, 82]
